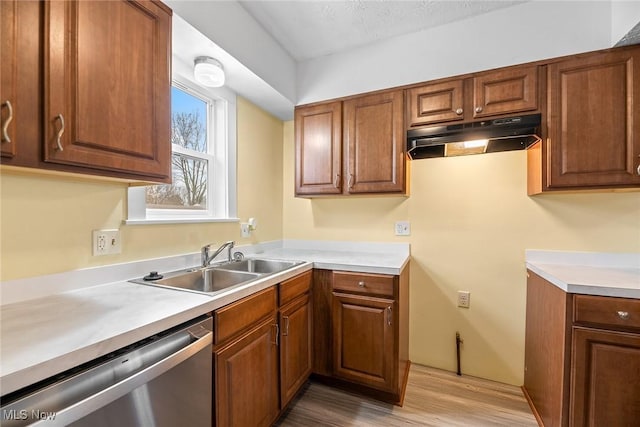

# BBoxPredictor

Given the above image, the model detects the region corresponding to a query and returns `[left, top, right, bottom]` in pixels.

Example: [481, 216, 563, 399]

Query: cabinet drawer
[574, 295, 640, 330]
[333, 271, 395, 297]
[215, 286, 277, 344]
[279, 270, 312, 307]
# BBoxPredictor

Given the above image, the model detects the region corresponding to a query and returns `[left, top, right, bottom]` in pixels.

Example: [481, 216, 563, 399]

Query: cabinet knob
[475, 106, 483, 113]
[617, 311, 630, 320]
[1, 100, 13, 144]
[636, 164, 640, 176]
[358, 281, 366, 287]
[455, 108, 463, 115]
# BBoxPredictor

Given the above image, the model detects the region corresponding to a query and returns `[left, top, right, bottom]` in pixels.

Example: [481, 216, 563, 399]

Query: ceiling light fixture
[193, 56, 225, 88]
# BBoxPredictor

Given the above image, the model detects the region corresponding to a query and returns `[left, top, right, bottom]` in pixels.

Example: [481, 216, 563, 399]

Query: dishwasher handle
[30, 329, 213, 427]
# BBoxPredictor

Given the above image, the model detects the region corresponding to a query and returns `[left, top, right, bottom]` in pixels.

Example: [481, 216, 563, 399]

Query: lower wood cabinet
[570, 327, 640, 426]
[332, 292, 396, 392]
[278, 272, 312, 409]
[212, 271, 313, 426]
[523, 270, 640, 426]
[312, 267, 410, 404]
[215, 316, 280, 427]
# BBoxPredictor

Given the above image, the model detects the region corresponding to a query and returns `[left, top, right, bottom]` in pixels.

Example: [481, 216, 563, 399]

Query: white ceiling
[238, 0, 526, 61]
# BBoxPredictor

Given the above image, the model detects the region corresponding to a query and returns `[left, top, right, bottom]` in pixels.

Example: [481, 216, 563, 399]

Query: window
[127, 79, 237, 224]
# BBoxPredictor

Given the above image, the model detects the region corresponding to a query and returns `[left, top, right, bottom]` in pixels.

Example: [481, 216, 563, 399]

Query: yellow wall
[0, 97, 284, 281]
[281, 120, 640, 385]
[2, 99, 639, 386]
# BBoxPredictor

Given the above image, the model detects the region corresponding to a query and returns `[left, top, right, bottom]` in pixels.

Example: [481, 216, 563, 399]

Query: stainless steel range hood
[406, 114, 541, 159]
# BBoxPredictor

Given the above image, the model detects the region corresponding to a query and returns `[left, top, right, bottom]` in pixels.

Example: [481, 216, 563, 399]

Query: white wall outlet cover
[92, 229, 121, 256]
[457, 291, 471, 308]
[240, 223, 251, 238]
[395, 221, 411, 236]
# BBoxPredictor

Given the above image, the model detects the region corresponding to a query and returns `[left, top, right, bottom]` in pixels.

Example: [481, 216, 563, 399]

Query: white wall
[611, 1, 640, 44]
[297, 1, 613, 104]
[166, 0, 297, 105]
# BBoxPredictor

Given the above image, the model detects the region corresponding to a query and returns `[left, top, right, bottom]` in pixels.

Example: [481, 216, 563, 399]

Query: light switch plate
[395, 221, 411, 236]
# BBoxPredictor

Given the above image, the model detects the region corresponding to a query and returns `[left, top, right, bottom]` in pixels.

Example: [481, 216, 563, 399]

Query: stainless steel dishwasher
[1, 316, 213, 427]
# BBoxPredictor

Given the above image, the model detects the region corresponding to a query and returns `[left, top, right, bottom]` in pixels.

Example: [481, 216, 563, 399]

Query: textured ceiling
[239, 0, 527, 61]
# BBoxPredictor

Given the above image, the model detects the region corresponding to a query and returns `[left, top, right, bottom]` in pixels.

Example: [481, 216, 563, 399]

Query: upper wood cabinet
[1, 0, 171, 183]
[1, 0, 18, 159]
[405, 79, 464, 126]
[406, 65, 539, 127]
[344, 91, 405, 194]
[295, 90, 406, 197]
[43, 0, 171, 182]
[540, 48, 640, 191]
[295, 101, 342, 195]
[1, 0, 42, 163]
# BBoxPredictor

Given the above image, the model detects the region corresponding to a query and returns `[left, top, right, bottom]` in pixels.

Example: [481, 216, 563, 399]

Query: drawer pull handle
[358, 281, 366, 287]
[387, 306, 392, 326]
[334, 173, 340, 189]
[2, 100, 13, 143]
[617, 311, 630, 320]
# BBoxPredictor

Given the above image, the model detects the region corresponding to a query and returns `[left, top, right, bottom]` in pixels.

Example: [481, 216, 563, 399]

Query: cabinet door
[547, 48, 640, 188]
[473, 65, 538, 119]
[1, 0, 41, 162]
[43, 0, 171, 182]
[295, 101, 343, 195]
[215, 316, 280, 427]
[406, 79, 464, 126]
[279, 293, 312, 409]
[0, 0, 17, 158]
[344, 90, 405, 194]
[570, 327, 640, 426]
[332, 292, 396, 392]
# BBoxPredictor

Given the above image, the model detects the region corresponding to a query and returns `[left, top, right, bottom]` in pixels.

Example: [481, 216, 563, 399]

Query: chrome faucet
[201, 241, 235, 267]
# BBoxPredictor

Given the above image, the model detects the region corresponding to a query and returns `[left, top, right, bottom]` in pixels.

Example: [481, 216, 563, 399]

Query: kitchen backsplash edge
[0, 239, 411, 305]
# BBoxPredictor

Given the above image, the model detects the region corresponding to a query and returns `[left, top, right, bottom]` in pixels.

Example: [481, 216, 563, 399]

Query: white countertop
[525, 250, 640, 299]
[0, 240, 410, 396]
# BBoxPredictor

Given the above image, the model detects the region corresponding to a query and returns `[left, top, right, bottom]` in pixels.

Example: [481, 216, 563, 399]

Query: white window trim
[126, 78, 238, 225]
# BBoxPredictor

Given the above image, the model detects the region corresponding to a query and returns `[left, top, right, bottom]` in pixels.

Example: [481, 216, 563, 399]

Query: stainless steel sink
[215, 258, 303, 274]
[132, 268, 261, 295]
[130, 258, 303, 296]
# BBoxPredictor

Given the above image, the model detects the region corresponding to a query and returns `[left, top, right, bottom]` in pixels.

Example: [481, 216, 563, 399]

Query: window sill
[124, 217, 240, 225]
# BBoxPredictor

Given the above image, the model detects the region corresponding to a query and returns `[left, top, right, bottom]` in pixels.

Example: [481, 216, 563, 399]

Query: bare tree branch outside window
[146, 110, 208, 210]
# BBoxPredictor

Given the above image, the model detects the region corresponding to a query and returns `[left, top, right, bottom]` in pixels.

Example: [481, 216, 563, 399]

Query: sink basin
[134, 268, 261, 295]
[215, 259, 302, 274]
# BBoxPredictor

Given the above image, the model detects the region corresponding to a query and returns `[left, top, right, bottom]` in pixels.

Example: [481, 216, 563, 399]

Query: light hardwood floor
[276, 365, 538, 426]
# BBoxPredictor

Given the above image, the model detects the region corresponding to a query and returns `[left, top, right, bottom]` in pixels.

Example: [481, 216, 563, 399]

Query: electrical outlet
[457, 291, 470, 308]
[93, 229, 121, 256]
[240, 223, 250, 238]
[395, 221, 410, 236]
